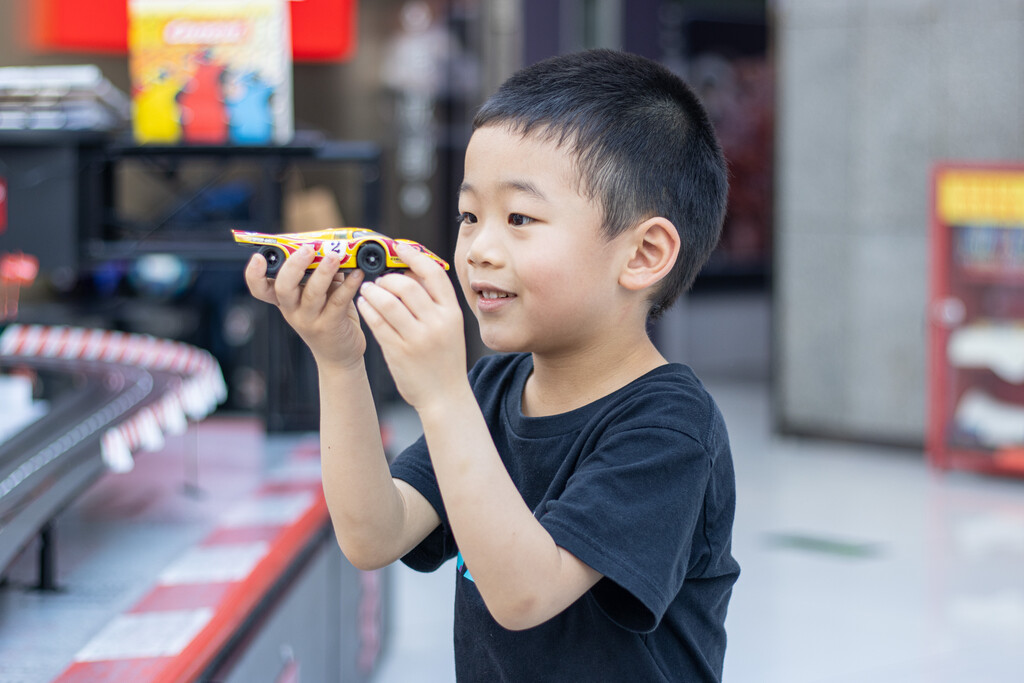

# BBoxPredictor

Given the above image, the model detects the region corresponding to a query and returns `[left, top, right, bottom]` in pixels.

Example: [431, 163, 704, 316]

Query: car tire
[260, 246, 287, 277]
[356, 242, 388, 277]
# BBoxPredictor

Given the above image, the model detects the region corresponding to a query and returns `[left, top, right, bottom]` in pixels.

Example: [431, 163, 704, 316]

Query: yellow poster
[128, 0, 293, 145]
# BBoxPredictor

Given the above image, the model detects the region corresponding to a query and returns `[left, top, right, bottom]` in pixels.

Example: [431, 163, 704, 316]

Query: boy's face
[454, 125, 631, 356]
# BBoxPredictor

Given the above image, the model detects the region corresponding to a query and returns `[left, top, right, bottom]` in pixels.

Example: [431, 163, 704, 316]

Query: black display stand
[0, 130, 109, 275]
[1, 130, 386, 431]
[86, 131, 381, 262]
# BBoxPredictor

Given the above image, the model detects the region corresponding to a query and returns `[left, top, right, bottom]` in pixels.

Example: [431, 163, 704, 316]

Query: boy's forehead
[464, 124, 585, 194]
[470, 122, 569, 153]
[459, 177, 547, 201]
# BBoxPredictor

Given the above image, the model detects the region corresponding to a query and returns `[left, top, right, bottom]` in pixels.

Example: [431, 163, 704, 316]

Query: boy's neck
[522, 333, 667, 418]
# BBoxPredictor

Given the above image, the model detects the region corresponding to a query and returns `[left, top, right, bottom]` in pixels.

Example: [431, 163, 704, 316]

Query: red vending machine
[928, 163, 1024, 475]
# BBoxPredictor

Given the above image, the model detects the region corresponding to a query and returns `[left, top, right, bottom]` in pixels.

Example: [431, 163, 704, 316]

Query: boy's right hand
[245, 245, 366, 371]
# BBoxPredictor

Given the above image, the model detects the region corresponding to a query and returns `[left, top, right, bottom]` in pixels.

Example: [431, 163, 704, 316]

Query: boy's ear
[618, 216, 681, 292]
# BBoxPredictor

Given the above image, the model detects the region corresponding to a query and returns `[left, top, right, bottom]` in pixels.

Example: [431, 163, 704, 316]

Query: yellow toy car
[232, 228, 450, 278]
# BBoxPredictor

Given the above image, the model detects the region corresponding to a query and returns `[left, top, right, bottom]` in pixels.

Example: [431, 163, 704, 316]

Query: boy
[246, 49, 739, 681]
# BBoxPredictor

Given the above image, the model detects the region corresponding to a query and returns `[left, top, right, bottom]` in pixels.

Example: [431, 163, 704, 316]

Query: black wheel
[260, 246, 287, 276]
[356, 242, 388, 278]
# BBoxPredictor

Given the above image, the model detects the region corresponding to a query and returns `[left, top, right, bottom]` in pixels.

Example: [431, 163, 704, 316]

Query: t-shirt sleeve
[538, 425, 713, 633]
[389, 434, 456, 572]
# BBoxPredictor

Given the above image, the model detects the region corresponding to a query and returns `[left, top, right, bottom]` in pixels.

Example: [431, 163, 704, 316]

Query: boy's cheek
[452, 240, 468, 268]
[453, 260, 479, 302]
[452, 251, 471, 291]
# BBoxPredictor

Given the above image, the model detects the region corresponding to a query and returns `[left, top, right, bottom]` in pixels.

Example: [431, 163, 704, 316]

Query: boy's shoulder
[468, 351, 713, 402]
[598, 361, 726, 448]
[468, 352, 726, 446]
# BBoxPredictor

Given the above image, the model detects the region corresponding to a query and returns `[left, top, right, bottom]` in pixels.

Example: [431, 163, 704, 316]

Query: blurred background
[1, 1, 1023, 681]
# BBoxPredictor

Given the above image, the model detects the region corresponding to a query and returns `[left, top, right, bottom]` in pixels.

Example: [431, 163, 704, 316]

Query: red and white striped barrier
[0, 325, 227, 473]
[51, 446, 371, 683]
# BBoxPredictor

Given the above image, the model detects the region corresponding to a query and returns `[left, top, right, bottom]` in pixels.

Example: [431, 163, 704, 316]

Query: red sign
[0, 176, 7, 234]
[30, 0, 357, 62]
[0, 253, 39, 285]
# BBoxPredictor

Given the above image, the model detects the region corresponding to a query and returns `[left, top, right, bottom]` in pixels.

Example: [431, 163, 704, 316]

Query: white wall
[775, 0, 1024, 443]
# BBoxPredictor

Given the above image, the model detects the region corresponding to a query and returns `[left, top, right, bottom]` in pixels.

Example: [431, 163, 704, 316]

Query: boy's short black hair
[473, 49, 728, 318]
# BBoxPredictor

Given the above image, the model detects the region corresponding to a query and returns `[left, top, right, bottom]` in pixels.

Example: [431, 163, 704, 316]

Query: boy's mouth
[471, 283, 516, 309]
[472, 281, 515, 296]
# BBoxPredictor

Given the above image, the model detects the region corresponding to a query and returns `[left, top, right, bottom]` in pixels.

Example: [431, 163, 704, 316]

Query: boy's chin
[481, 339, 525, 354]
[477, 330, 527, 354]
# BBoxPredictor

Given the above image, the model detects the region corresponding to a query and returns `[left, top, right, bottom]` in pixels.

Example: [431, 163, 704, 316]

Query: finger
[274, 245, 315, 310]
[358, 280, 418, 340]
[355, 291, 403, 348]
[302, 251, 340, 309]
[395, 243, 455, 306]
[372, 271, 435, 321]
[326, 268, 363, 309]
[245, 254, 279, 305]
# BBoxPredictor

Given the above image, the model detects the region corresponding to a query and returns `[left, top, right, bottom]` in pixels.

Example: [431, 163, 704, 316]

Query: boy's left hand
[356, 243, 467, 411]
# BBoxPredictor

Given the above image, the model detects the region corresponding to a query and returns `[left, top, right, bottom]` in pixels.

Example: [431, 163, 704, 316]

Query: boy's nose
[463, 223, 503, 267]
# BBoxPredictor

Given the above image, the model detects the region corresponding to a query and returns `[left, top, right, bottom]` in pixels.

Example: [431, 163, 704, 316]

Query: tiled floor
[373, 379, 1024, 682]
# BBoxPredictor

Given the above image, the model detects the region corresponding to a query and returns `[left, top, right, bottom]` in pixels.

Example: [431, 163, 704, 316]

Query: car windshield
[346, 229, 378, 240]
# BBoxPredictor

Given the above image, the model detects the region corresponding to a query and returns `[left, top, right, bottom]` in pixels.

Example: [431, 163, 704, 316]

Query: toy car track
[0, 325, 226, 580]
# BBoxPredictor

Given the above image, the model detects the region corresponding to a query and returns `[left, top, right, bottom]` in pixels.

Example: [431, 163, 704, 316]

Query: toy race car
[232, 228, 450, 278]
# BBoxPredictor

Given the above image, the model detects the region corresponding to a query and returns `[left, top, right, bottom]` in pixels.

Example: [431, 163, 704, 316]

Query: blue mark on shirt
[456, 551, 475, 582]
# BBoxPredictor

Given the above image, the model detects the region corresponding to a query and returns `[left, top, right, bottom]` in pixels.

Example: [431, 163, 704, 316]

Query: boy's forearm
[318, 360, 422, 569]
[417, 392, 600, 630]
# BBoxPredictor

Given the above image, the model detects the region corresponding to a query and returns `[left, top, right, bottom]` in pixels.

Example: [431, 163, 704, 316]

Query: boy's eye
[456, 211, 477, 226]
[508, 213, 533, 227]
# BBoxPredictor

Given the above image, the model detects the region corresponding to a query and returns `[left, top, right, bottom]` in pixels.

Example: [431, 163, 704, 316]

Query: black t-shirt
[389, 353, 740, 682]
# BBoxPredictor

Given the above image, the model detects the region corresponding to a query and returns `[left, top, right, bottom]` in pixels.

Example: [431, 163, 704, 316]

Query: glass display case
[928, 163, 1024, 474]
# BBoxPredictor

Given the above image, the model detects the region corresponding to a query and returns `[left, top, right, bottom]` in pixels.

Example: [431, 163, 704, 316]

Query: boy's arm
[357, 246, 602, 630]
[317, 360, 441, 569]
[419, 395, 602, 630]
[245, 247, 439, 569]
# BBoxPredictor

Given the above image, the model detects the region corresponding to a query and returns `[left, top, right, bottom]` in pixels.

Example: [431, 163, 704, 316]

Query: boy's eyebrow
[459, 179, 550, 202]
